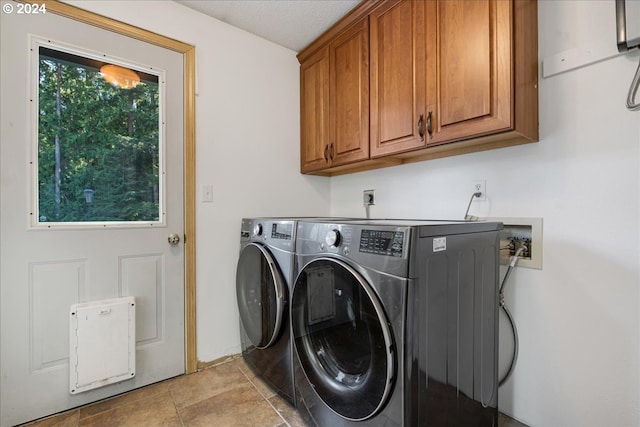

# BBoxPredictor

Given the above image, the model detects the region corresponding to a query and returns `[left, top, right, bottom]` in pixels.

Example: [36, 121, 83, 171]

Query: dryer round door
[236, 243, 285, 349]
[291, 257, 395, 421]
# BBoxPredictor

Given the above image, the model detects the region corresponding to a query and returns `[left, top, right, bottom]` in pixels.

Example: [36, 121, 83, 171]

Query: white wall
[330, 2, 640, 426]
[64, 1, 331, 361]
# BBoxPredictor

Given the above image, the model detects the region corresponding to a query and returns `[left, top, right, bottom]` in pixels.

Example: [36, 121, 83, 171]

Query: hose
[626, 53, 640, 111]
[499, 304, 519, 387]
[499, 247, 524, 387]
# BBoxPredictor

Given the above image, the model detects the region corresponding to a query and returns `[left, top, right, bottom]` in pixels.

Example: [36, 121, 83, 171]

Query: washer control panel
[359, 229, 405, 257]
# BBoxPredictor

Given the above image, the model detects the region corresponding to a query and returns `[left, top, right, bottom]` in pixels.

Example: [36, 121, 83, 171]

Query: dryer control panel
[271, 222, 293, 240]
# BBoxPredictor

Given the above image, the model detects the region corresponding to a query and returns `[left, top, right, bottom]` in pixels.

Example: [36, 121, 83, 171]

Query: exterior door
[1, 5, 186, 426]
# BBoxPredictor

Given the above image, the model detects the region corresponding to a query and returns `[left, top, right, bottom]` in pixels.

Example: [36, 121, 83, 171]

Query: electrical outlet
[472, 180, 486, 200]
[363, 189, 375, 206]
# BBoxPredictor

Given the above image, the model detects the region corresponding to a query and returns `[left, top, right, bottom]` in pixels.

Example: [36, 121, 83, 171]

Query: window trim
[29, 37, 167, 230]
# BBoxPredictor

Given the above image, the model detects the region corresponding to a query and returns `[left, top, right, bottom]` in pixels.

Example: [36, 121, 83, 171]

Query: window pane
[37, 47, 161, 223]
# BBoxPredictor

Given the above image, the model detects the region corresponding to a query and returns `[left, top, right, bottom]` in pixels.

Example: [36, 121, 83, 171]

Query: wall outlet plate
[483, 217, 543, 269]
[363, 189, 375, 206]
[472, 180, 486, 200]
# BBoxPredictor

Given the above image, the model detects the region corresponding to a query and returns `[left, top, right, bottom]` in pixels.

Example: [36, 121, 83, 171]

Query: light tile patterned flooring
[20, 357, 303, 427]
[21, 356, 527, 427]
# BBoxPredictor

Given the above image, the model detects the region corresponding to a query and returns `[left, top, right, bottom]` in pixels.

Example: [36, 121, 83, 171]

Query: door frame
[23, 0, 198, 373]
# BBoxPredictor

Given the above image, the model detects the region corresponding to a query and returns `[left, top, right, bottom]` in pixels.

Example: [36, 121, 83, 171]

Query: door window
[34, 43, 163, 227]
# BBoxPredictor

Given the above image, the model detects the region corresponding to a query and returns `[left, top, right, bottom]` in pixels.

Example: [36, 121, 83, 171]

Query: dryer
[236, 218, 298, 406]
[290, 219, 502, 426]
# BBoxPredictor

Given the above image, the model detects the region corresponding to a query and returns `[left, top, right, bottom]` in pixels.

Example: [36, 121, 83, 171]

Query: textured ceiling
[175, 0, 361, 52]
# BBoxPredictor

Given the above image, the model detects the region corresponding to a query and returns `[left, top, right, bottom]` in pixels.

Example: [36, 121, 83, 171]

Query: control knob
[325, 229, 341, 247]
[253, 223, 263, 236]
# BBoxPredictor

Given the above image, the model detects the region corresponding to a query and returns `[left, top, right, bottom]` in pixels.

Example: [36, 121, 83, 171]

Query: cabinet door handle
[329, 143, 334, 160]
[426, 111, 433, 138]
[324, 144, 329, 162]
[418, 114, 425, 141]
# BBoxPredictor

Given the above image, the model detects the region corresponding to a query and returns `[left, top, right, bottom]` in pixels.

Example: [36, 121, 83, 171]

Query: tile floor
[21, 356, 527, 427]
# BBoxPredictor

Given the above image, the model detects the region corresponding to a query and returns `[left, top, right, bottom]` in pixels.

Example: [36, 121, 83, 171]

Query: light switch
[202, 184, 213, 203]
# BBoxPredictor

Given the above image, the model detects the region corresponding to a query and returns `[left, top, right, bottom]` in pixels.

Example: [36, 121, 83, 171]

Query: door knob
[168, 233, 181, 246]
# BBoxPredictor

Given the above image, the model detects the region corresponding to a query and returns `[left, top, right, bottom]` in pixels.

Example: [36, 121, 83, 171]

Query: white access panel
[69, 296, 136, 394]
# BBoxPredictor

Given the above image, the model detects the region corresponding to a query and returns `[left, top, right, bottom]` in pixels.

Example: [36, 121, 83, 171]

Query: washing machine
[290, 219, 502, 426]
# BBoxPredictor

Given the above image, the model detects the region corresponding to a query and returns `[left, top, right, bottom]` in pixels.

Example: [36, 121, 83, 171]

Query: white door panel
[1, 3, 185, 426]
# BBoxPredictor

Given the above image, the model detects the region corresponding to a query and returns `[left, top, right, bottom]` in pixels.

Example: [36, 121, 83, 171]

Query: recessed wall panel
[119, 254, 163, 345]
[30, 259, 87, 372]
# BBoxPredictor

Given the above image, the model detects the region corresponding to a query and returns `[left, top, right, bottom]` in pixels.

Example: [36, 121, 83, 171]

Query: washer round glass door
[291, 257, 395, 421]
[236, 243, 285, 349]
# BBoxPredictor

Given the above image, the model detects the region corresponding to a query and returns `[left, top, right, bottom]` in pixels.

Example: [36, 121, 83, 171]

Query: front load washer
[290, 219, 502, 426]
[236, 218, 298, 406]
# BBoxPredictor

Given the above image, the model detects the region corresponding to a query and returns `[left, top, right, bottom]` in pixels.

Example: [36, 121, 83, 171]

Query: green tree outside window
[38, 47, 160, 223]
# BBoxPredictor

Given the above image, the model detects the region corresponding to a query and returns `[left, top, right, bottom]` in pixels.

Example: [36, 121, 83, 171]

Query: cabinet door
[300, 47, 330, 173]
[427, 0, 512, 145]
[370, 0, 426, 157]
[329, 17, 370, 166]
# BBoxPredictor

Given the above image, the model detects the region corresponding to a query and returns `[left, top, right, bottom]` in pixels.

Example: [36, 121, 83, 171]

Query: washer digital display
[359, 230, 404, 257]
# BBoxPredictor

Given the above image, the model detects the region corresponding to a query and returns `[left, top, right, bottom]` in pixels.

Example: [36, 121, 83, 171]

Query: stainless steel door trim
[236, 242, 285, 349]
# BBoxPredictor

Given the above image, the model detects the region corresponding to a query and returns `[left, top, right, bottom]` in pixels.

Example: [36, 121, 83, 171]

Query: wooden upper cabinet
[297, 0, 538, 176]
[329, 17, 370, 167]
[300, 48, 329, 173]
[427, 0, 524, 145]
[370, 0, 427, 157]
[299, 17, 369, 173]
